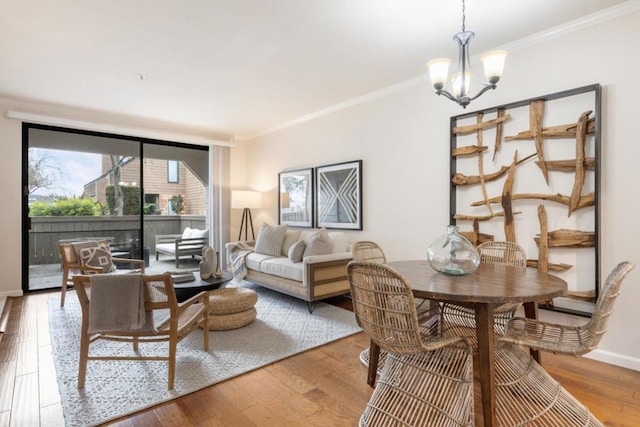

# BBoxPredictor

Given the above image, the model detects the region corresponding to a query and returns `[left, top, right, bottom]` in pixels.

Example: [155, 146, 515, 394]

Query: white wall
[237, 11, 640, 370]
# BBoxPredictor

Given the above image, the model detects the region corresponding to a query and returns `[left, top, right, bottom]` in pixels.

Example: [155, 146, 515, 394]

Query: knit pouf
[206, 288, 258, 330]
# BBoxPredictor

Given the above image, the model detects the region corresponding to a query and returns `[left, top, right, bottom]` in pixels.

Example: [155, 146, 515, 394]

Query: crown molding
[6, 110, 235, 147]
[240, 0, 640, 142]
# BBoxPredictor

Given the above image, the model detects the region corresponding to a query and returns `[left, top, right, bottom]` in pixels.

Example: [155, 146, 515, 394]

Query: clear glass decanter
[427, 225, 480, 275]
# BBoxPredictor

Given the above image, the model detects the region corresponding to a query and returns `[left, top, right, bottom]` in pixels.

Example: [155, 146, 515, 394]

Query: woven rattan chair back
[477, 241, 527, 268]
[352, 241, 387, 264]
[348, 261, 437, 354]
[584, 261, 635, 350]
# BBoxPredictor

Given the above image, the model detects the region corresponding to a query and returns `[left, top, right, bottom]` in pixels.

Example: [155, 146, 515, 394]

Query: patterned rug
[49, 282, 360, 427]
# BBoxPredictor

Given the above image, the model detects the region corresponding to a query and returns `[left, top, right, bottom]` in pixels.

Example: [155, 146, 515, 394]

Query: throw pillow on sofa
[255, 223, 288, 256]
[288, 240, 306, 263]
[303, 228, 333, 257]
[281, 229, 302, 256]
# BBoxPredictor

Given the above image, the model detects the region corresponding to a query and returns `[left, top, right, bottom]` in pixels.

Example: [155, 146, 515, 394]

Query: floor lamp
[232, 190, 261, 241]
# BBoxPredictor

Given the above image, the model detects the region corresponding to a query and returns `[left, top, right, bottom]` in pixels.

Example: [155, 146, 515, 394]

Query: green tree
[170, 195, 184, 215]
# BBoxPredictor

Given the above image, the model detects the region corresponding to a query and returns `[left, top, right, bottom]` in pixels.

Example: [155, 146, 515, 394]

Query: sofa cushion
[303, 228, 333, 257]
[245, 252, 275, 271]
[280, 229, 302, 256]
[328, 232, 348, 253]
[288, 240, 306, 263]
[260, 257, 304, 282]
[255, 223, 288, 256]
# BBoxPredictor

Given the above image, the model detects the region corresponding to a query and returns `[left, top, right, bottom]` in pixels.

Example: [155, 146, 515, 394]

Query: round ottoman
[206, 287, 258, 330]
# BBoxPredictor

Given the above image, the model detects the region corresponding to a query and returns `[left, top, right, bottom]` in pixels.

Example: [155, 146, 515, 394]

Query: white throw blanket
[88, 274, 146, 333]
[229, 242, 254, 281]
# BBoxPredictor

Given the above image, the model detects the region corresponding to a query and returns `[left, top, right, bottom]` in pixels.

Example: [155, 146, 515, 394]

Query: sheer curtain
[210, 145, 231, 263]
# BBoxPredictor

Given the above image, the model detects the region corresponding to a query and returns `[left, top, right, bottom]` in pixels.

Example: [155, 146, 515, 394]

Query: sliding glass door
[23, 124, 209, 293]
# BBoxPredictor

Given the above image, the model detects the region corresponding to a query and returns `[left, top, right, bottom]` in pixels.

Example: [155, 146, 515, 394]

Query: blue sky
[31, 148, 103, 197]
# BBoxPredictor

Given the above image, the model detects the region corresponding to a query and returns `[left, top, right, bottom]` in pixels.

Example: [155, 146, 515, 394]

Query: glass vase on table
[427, 225, 480, 275]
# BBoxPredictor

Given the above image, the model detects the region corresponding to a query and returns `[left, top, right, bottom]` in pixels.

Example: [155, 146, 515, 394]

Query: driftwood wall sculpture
[450, 85, 600, 316]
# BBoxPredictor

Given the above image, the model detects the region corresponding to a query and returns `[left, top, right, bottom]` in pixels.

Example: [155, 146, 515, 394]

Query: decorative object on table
[278, 168, 314, 227]
[214, 250, 223, 278]
[315, 160, 362, 230]
[449, 84, 600, 316]
[427, 225, 480, 275]
[232, 190, 261, 241]
[165, 271, 196, 284]
[426, 0, 507, 109]
[200, 246, 214, 279]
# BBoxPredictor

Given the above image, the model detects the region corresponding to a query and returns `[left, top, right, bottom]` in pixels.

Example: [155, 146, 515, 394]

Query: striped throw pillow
[254, 224, 288, 256]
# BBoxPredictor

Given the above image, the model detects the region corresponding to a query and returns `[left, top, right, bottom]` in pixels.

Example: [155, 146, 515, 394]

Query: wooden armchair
[72, 273, 209, 390]
[347, 261, 474, 426]
[59, 241, 145, 307]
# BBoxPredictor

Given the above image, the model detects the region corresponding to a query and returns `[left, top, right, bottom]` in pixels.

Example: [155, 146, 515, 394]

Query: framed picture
[315, 160, 362, 230]
[278, 168, 314, 227]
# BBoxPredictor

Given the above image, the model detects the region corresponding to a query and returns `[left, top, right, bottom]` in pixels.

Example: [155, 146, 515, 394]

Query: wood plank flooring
[0, 290, 639, 426]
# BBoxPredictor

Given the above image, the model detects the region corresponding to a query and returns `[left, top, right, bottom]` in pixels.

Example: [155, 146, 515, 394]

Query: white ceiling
[0, 0, 631, 139]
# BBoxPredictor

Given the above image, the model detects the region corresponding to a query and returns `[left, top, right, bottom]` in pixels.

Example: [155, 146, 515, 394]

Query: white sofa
[226, 227, 352, 311]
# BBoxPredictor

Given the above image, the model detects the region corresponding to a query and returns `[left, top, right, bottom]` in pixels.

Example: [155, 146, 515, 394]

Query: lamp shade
[481, 50, 507, 83]
[427, 58, 452, 89]
[231, 190, 261, 209]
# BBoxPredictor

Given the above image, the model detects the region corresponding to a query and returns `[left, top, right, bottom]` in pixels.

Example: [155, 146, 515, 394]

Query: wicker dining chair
[500, 261, 635, 355]
[494, 341, 603, 426]
[351, 241, 439, 375]
[347, 261, 474, 427]
[441, 240, 527, 346]
[73, 273, 209, 390]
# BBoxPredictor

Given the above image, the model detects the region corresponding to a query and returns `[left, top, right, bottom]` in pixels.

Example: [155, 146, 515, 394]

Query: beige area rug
[49, 282, 361, 427]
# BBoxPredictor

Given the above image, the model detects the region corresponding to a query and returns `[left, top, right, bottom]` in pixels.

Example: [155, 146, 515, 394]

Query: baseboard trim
[585, 349, 640, 372]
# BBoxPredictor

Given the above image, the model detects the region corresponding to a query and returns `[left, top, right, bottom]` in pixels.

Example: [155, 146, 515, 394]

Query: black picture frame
[315, 160, 363, 230]
[278, 168, 314, 228]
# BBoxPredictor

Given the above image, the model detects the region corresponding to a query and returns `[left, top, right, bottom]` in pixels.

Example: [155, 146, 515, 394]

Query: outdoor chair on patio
[500, 261, 635, 356]
[73, 273, 209, 390]
[351, 241, 439, 377]
[347, 261, 474, 426]
[59, 240, 146, 307]
[441, 240, 527, 347]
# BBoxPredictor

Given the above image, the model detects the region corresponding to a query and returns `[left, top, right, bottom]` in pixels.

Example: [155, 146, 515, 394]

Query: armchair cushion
[79, 245, 116, 273]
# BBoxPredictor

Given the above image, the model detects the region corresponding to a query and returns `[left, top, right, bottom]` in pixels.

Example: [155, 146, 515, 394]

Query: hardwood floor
[1, 290, 639, 426]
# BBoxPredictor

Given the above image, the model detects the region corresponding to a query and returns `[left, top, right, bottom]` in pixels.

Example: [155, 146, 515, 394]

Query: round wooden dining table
[373, 260, 568, 427]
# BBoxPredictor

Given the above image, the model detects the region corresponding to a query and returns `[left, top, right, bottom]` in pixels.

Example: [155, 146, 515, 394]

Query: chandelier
[427, 0, 507, 108]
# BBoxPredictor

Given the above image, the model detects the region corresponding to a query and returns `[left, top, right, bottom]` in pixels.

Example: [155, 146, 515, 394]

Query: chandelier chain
[461, 0, 466, 32]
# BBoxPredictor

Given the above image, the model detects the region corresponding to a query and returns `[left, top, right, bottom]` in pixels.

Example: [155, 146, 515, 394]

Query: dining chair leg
[367, 340, 380, 387]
